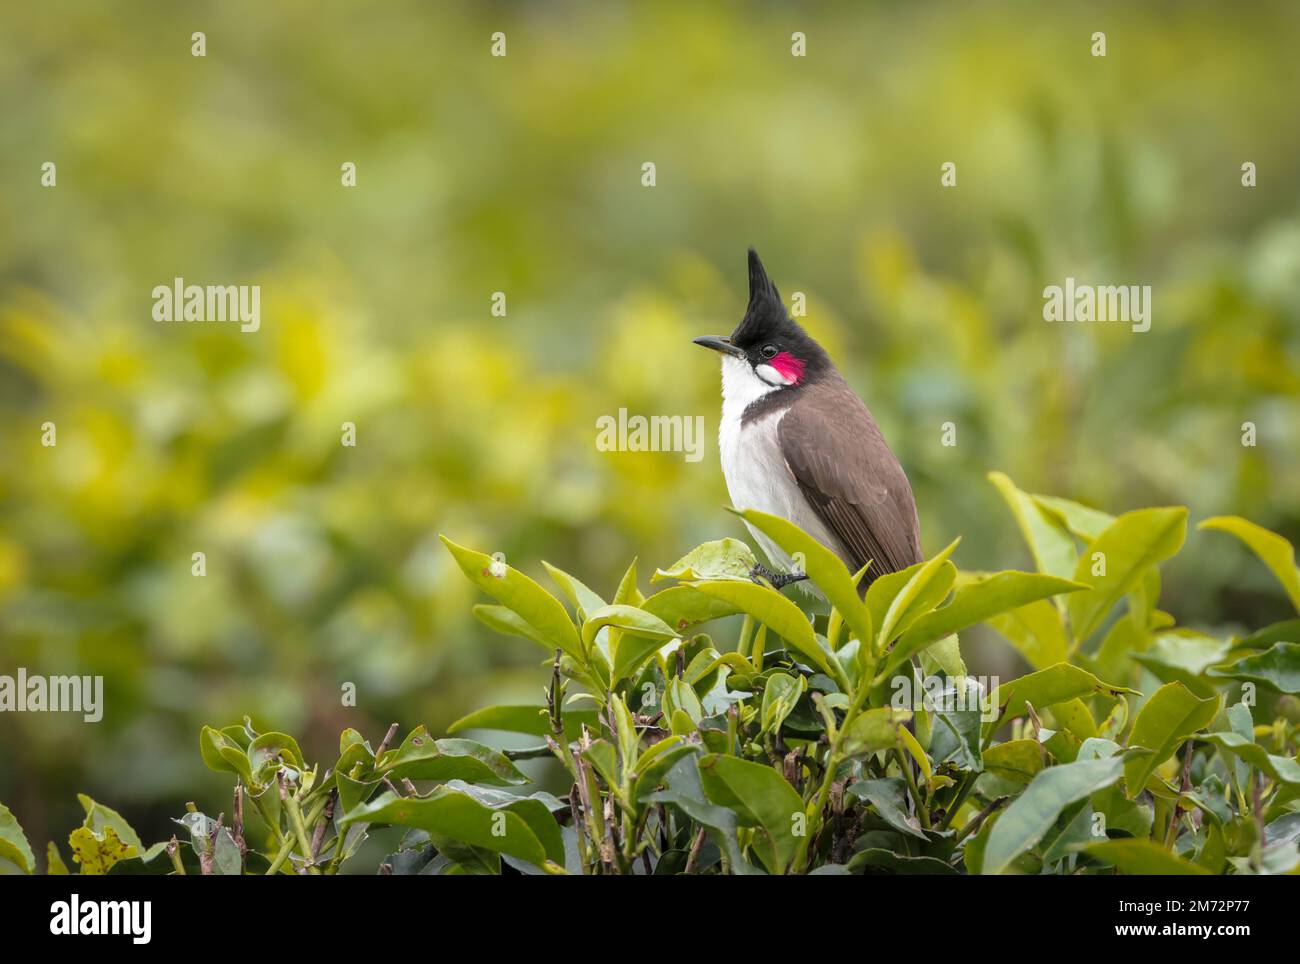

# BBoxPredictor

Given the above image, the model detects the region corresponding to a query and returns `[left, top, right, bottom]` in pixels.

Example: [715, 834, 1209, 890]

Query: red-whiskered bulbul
[694, 249, 922, 593]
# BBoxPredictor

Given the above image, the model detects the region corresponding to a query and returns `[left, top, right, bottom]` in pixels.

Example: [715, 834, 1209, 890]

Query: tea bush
[3, 473, 1298, 875]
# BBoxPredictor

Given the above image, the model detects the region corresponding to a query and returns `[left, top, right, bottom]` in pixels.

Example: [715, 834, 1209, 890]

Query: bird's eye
[760, 345, 778, 359]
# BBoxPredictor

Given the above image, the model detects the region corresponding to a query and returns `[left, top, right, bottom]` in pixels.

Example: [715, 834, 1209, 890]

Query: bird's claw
[749, 563, 808, 590]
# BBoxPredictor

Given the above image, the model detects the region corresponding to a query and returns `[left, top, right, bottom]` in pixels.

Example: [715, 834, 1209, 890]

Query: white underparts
[715, 355, 837, 599]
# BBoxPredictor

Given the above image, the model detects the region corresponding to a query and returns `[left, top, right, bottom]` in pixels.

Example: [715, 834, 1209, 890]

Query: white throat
[719, 355, 783, 419]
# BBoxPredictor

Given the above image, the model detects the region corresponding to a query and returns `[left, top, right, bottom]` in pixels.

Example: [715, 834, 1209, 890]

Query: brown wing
[777, 379, 922, 585]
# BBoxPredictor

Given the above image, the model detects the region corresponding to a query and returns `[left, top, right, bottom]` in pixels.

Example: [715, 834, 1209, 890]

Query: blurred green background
[2, 1, 1299, 850]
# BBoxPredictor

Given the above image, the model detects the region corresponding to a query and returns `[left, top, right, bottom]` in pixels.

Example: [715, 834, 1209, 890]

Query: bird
[694, 248, 922, 594]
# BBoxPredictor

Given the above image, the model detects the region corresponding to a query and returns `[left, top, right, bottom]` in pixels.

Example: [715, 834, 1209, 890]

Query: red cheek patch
[770, 352, 805, 384]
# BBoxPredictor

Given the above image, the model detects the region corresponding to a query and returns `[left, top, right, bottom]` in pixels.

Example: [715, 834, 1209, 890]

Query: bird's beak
[693, 335, 746, 359]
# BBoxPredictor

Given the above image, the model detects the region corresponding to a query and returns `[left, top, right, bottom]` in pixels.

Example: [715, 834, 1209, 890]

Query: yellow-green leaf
[1081, 838, 1211, 875]
[689, 579, 832, 676]
[1069, 508, 1187, 643]
[653, 539, 756, 583]
[876, 539, 960, 650]
[698, 753, 805, 874]
[988, 472, 1078, 580]
[0, 802, 35, 874]
[982, 755, 1124, 875]
[736, 507, 874, 648]
[442, 536, 582, 661]
[991, 662, 1136, 727]
[1123, 682, 1220, 796]
[1200, 516, 1300, 613]
[983, 740, 1044, 784]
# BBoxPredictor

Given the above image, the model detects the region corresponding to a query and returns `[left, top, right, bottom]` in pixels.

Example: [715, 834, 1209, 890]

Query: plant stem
[953, 795, 1008, 847]
[249, 790, 286, 848]
[265, 794, 330, 875]
[893, 748, 929, 829]
[504, 744, 553, 760]
[283, 794, 321, 875]
[683, 826, 707, 875]
[738, 615, 754, 663]
[166, 836, 186, 875]
[939, 770, 977, 830]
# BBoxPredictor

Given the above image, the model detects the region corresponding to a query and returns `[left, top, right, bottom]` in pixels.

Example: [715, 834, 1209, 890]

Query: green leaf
[663, 677, 703, 732]
[1092, 613, 1149, 683]
[581, 604, 677, 651]
[580, 739, 619, 789]
[77, 794, 143, 852]
[441, 536, 583, 660]
[645, 756, 759, 874]
[443, 781, 567, 865]
[579, 604, 678, 682]
[653, 538, 756, 583]
[847, 778, 927, 839]
[875, 540, 960, 649]
[920, 633, 966, 678]
[339, 788, 559, 867]
[1199, 516, 1300, 613]
[1132, 632, 1233, 692]
[632, 740, 698, 803]
[987, 472, 1078, 580]
[735, 507, 874, 648]
[444, 780, 568, 814]
[335, 771, 381, 816]
[689, 579, 832, 677]
[1238, 619, 1300, 652]
[1208, 641, 1300, 694]
[610, 693, 639, 774]
[983, 740, 1044, 785]
[472, 604, 557, 650]
[46, 841, 69, 875]
[613, 635, 670, 683]
[1081, 838, 1211, 875]
[1052, 699, 1098, 740]
[542, 561, 607, 619]
[1266, 811, 1300, 849]
[640, 585, 743, 634]
[848, 848, 960, 875]
[962, 808, 999, 874]
[247, 731, 306, 782]
[0, 802, 34, 874]
[448, 704, 598, 740]
[927, 678, 985, 769]
[840, 707, 913, 757]
[698, 753, 805, 874]
[1123, 682, 1220, 796]
[992, 662, 1136, 725]
[1203, 732, 1300, 789]
[1068, 507, 1188, 642]
[887, 570, 1085, 677]
[212, 827, 242, 875]
[981, 755, 1125, 875]
[1034, 495, 1116, 541]
[1223, 702, 1254, 797]
[612, 558, 642, 606]
[759, 672, 804, 736]
[986, 599, 1070, 671]
[199, 725, 254, 784]
[377, 727, 528, 786]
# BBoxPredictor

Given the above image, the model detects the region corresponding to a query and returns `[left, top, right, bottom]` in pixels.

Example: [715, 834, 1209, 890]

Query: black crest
[730, 248, 792, 347]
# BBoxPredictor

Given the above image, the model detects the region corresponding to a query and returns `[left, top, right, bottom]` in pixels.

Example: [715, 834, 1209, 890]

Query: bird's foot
[749, 563, 809, 590]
